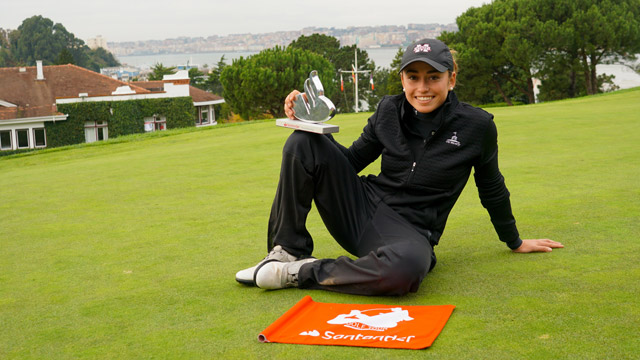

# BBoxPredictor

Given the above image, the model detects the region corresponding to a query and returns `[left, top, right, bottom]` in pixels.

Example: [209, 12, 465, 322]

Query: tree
[0, 28, 9, 48]
[522, 0, 583, 100]
[204, 55, 227, 95]
[558, 0, 640, 95]
[442, 6, 506, 105]
[386, 47, 404, 95]
[366, 66, 391, 111]
[85, 47, 120, 72]
[440, 8, 513, 105]
[148, 63, 176, 81]
[288, 34, 376, 113]
[7, 16, 120, 71]
[188, 67, 205, 88]
[443, 0, 546, 105]
[444, 0, 640, 103]
[288, 34, 340, 61]
[220, 46, 335, 119]
[9, 16, 87, 66]
[55, 48, 74, 65]
[0, 48, 11, 67]
[10, 16, 63, 65]
[0, 29, 13, 67]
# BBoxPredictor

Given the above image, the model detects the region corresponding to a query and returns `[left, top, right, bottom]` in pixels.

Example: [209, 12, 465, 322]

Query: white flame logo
[327, 308, 413, 331]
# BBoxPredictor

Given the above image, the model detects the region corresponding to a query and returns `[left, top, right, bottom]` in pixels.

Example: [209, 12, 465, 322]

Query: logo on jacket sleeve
[445, 132, 461, 146]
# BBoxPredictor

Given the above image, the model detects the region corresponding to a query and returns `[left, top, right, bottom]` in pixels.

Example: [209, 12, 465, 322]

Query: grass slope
[1, 89, 639, 359]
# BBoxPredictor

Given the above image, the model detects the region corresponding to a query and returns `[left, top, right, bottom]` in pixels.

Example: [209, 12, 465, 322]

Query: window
[33, 128, 46, 148]
[16, 129, 29, 149]
[144, 115, 167, 132]
[197, 107, 209, 125]
[0, 130, 12, 150]
[84, 121, 108, 143]
[196, 106, 216, 126]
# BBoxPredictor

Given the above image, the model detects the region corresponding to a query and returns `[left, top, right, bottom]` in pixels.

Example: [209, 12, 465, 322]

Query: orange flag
[259, 296, 455, 349]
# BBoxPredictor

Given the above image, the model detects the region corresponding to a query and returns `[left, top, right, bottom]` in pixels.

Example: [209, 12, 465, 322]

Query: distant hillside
[108, 23, 458, 56]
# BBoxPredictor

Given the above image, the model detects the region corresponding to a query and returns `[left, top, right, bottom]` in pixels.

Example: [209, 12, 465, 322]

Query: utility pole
[354, 48, 359, 113]
[339, 46, 371, 113]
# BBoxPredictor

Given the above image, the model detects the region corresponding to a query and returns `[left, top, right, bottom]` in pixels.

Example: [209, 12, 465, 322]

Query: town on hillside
[105, 23, 459, 56]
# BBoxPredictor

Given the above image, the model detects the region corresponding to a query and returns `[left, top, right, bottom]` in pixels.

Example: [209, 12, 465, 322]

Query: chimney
[36, 60, 45, 80]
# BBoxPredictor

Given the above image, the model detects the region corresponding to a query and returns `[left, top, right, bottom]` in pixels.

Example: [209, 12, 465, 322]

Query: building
[133, 80, 224, 127]
[87, 35, 109, 50]
[0, 62, 224, 153]
[100, 66, 141, 82]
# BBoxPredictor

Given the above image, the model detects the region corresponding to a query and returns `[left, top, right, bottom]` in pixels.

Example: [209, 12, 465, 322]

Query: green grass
[1, 89, 639, 359]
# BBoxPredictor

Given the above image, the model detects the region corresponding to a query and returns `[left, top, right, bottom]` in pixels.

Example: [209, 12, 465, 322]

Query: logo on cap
[413, 43, 432, 53]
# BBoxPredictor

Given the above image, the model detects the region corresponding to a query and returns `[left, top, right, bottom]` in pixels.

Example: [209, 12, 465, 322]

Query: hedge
[46, 97, 195, 148]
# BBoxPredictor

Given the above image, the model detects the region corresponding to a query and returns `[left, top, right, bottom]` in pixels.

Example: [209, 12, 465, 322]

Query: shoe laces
[287, 272, 299, 287]
[266, 246, 296, 262]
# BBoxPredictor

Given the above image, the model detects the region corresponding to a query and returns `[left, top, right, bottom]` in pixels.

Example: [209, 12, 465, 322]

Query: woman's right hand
[284, 90, 304, 120]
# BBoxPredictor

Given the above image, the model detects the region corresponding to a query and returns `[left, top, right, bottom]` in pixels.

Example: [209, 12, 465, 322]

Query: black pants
[267, 131, 434, 296]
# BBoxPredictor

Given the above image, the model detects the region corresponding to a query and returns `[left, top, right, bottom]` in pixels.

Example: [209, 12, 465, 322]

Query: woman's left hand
[512, 239, 564, 253]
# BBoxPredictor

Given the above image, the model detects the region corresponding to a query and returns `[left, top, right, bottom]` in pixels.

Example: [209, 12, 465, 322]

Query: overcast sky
[1, 0, 490, 43]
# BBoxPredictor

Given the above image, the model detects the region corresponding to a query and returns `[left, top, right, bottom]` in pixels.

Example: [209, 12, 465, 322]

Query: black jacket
[333, 92, 521, 249]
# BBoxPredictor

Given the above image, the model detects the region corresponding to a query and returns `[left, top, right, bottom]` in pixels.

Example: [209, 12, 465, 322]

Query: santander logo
[327, 308, 414, 331]
[296, 306, 422, 344]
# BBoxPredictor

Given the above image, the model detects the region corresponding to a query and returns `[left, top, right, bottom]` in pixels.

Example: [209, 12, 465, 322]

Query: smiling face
[401, 61, 456, 114]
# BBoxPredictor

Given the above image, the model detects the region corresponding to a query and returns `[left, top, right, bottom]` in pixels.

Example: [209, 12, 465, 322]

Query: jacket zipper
[407, 161, 417, 184]
[406, 131, 436, 185]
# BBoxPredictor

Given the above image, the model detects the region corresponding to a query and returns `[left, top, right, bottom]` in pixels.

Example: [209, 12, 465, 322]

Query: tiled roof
[0, 64, 150, 120]
[0, 105, 59, 120]
[0, 107, 18, 120]
[188, 86, 223, 103]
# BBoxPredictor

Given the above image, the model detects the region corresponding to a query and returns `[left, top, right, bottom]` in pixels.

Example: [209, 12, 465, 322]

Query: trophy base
[276, 118, 339, 134]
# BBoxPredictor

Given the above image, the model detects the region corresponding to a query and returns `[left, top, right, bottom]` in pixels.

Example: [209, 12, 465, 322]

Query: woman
[235, 38, 563, 296]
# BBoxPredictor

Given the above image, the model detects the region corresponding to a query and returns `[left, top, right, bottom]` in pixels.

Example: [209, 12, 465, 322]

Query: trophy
[276, 70, 339, 134]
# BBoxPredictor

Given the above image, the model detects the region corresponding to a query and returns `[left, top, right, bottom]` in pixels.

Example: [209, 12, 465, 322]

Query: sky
[1, 0, 490, 43]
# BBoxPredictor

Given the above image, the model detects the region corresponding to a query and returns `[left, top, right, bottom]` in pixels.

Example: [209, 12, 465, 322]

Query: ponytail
[450, 49, 459, 76]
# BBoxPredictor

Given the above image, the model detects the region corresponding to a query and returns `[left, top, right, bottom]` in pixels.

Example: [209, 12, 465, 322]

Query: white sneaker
[235, 245, 298, 286]
[255, 258, 318, 290]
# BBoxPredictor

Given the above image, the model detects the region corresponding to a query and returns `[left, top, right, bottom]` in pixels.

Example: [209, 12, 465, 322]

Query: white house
[0, 62, 225, 152]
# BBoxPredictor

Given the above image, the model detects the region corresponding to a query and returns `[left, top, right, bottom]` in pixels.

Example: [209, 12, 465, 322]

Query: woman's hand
[512, 239, 564, 253]
[284, 90, 304, 120]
